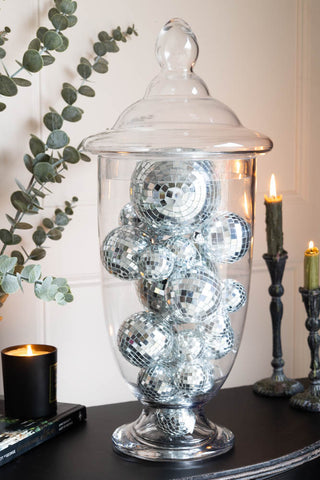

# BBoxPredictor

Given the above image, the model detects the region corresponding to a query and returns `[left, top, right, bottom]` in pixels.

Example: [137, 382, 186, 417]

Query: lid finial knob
[155, 18, 199, 72]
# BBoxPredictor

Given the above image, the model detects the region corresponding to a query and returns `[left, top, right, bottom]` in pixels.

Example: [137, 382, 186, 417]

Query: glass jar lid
[82, 18, 273, 156]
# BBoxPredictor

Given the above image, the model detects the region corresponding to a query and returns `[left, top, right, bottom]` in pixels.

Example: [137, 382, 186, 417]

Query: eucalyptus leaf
[55, 212, 69, 226]
[42, 55, 55, 66]
[63, 145, 80, 163]
[64, 206, 73, 215]
[34, 162, 56, 182]
[43, 218, 54, 229]
[29, 135, 46, 156]
[22, 49, 44, 73]
[43, 111, 63, 131]
[11, 191, 40, 215]
[28, 38, 41, 51]
[31, 187, 46, 199]
[36, 26, 48, 42]
[34, 276, 53, 301]
[51, 13, 69, 31]
[93, 42, 107, 57]
[0, 255, 17, 274]
[0, 103, 6, 112]
[48, 7, 60, 20]
[22, 264, 42, 283]
[55, 34, 69, 52]
[47, 228, 62, 240]
[15, 222, 33, 230]
[93, 58, 108, 74]
[29, 248, 46, 261]
[103, 40, 119, 53]
[32, 228, 47, 246]
[43, 31, 63, 50]
[33, 152, 50, 165]
[112, 27, 122, 41]
[5, 214, 16, 226]
[62, 105, 82, 122]
[58, 0, 77, 14]
[15, 179, 26, 192]
[64, 292, 74, 303]
[80, 152, 91, 162]
[0, 229, 13, 245]
[11, 234, 22, 245]
[79, 57, 91, 67]
[11, 251, 24, 266]
[24, 154, 33, 173]
[46, 130, 69, 149]
[12, 78, 32, 87]
[66, 15, 77, 27]
[0, 75, 18, 97]
[78, 85, 95, 97]
[1, 274, 20, 294]
[61, 86, 77, 105]
[98, 31, 111, 42]
[0, 47, 6, 59]
[77, 63, 92, 79]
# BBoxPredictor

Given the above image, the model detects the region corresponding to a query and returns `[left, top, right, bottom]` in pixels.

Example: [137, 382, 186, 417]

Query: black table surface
[1, 381, 320, 479]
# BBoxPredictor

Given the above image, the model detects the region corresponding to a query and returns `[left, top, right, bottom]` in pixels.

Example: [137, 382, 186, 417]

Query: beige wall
[0, 0, 319, 406]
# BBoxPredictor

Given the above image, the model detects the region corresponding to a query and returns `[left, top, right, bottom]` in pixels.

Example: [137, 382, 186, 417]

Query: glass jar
[82, 18, 272, 462]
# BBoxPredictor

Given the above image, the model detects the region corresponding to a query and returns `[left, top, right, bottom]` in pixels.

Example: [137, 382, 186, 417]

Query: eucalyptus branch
[0, 0, 78, 112]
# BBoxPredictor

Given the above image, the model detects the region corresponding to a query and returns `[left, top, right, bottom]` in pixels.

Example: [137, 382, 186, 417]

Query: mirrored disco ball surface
[165, 264, 221, 322]
[175, 360, 214, 397]
[156, 408, 196, 436]
[222, 279, 247, 312]
[118, 311, 173, 368]
[202, 212, 251, 263]
[138, 364, 176, 402]
[130, 160, 220, 233]
[102, 225, 150, 279]
[165, 236, 200, 270]
[119, 202, 142, 228]
[172, 327, 203, 361]
[139, 245, 175, 281]
[136, 278, 168, 313]
[202, 323, 235, 360]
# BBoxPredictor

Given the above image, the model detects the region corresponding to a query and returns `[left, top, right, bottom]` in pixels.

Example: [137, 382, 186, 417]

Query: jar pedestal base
[112, 407, 234, 462]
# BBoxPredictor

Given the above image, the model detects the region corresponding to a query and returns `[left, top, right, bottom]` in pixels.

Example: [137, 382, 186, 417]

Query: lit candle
[304, 241, 319, 290]
[1, 344, 57, 419]
[264, 174, 284, 256]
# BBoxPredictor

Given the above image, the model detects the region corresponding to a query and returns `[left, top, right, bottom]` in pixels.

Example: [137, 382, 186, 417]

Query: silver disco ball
[165, 236, 200, 270]
[165, 264, 222, 322]
[138, 244, 175, 281]
[175, 360, 214, 398]
[118, 311, 173, 368]
[130, 160, 220, 234]
[172, 326, 203, 361]
[119, 202, 142, 228]
[202, 212, 251, 263]
[102, 225, 150, 279]
[138, 364, 176, 403]
[155, 407, 196, 436]
[136, 278, 168, 313]
[201, 310, 235, 360]
[222, 278, 247, 312]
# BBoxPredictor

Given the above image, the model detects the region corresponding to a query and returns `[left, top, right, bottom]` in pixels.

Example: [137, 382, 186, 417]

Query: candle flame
[269, 174, 277, 197]
[309, 240, 314, 249]
[26, 344, 33, 356]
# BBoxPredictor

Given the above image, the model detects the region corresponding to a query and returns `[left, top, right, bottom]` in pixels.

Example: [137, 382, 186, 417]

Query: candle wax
[264, 194, 284, 257]
[304, 245, 319, 290]
[5, 346, 51, 357]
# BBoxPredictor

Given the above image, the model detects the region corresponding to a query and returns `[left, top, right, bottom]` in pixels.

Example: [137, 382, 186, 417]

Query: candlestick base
[290, 385, 320, 412]
[253, 372, 304, 397]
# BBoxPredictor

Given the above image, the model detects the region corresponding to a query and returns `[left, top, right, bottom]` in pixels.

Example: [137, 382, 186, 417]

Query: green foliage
[0, 1, 78, 111]
[0, 2, 138, 309]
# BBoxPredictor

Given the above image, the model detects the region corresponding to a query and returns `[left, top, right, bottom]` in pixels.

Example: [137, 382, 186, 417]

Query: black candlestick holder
[253, 252, 304, 397]
[290, 287, 320, 411]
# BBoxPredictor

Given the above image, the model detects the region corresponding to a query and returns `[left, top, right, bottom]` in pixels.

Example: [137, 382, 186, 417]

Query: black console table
[1, 382, 320, 479]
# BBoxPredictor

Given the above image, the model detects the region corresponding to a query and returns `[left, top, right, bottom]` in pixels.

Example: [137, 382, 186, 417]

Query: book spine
[0, 406, 86, 467]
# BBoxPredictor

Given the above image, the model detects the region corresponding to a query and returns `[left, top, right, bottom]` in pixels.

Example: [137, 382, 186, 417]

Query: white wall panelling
[0, 0, 319, 406]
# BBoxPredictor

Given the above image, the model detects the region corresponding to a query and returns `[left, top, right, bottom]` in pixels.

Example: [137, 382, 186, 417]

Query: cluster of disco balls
[102, 159, 251, 436]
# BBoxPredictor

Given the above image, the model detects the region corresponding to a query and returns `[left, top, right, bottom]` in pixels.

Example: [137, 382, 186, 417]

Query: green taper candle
[304, 241, 319, 290]
[264, 174, 284, 256]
